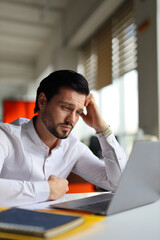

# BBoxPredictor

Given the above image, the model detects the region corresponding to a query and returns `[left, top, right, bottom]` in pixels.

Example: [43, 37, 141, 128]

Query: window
[77, 0, 138, 154]
[100, 70, 138, 154]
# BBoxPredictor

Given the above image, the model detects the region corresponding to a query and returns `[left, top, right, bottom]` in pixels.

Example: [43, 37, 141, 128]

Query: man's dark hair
[34, 70, 90, 113]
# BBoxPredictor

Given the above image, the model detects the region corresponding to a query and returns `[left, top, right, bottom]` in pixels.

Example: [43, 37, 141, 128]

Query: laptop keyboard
[77, 200, 110, 212]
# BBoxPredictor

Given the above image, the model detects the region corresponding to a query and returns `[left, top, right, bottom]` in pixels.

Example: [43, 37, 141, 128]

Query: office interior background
[0, 0, 159, 156]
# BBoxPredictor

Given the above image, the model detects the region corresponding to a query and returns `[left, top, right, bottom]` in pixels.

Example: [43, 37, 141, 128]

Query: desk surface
[21, 192, 160, 240]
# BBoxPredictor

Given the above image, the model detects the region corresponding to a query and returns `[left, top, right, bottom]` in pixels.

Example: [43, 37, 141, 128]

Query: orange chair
[67, 183, 97, 193]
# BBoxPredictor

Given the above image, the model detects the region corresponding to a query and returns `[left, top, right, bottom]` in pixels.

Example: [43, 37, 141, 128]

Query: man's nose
[65, 112, 76, 124]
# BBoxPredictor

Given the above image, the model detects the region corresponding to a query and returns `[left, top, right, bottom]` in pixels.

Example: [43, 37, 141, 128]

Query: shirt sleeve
[0, 178, 50, 207]
[72, 133, 127, 192]
[0, 128, 50, 207]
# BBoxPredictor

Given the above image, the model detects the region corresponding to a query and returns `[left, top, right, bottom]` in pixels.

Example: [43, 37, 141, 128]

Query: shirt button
[118, 157, 121, 160]
[46, 159, 48, 163]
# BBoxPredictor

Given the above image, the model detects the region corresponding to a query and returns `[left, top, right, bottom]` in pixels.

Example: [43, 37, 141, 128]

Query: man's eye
[62, 106, 70, 111]
[76, 111, 83, 116]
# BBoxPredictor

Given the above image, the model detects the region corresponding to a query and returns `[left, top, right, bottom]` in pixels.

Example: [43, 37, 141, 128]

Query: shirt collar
[25, 117, 46, 148]
[25, 117, 63, 150]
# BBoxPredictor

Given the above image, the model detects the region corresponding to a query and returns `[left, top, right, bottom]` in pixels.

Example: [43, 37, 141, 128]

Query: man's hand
[81, 93, 109, 133]
[48, 175, 69, 200]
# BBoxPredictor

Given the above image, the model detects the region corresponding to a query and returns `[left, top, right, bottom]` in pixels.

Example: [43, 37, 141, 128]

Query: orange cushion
[67, 183, 97, 193]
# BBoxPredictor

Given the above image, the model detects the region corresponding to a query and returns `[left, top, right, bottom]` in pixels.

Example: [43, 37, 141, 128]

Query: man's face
[40, 88, 86, 139]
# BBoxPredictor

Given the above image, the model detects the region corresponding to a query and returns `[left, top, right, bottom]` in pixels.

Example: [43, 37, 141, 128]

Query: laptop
[51, 141, 160, 216]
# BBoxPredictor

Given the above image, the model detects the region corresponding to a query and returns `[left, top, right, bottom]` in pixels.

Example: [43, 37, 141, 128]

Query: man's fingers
[48, 175, 56, 180]
[85, 93, 93, 106]
[48, 175, 69, 200]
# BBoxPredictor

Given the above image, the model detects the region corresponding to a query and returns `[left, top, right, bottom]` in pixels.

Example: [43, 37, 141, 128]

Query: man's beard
[42, 115, 73, 139]
[48, 122, 73, 139]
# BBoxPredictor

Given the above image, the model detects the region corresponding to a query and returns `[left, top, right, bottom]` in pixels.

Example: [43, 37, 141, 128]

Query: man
[0, 70, 127, 206]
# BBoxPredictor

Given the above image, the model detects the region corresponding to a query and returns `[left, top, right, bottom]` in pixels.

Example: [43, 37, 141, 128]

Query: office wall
[157, 0, 160, 138]
[135, 0, 159, 137]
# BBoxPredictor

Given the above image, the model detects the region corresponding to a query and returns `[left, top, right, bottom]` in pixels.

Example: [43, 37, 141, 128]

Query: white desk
[22, 192, 160, 240]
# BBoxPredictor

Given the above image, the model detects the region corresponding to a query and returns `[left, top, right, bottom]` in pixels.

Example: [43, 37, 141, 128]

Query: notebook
[51, 141, 160, 216]
[0, 208, 84, 238]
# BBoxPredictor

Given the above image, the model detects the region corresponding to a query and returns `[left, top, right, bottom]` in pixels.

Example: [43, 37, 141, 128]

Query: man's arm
[81, 93, 126, 168]
[0, 130, 48, 207]
[0, 178, 50, 206]
[0, 176, 69, 206]
[72, 137, 126, 192]
[77, 93, 127, 191]
[0, 125, 69, 206]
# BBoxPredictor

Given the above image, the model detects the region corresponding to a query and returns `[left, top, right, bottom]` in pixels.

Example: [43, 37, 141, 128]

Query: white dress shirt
[0, 118, 127, 206]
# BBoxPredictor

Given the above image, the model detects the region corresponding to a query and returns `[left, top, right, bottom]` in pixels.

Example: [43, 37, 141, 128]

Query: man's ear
[38, 92, 47, 110]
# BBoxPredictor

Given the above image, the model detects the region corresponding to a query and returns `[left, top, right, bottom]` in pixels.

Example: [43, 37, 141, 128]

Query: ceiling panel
[0, 0, 73, 83]
[0, 20, 53, 44]
[0, 2, 60, 26]
[0, 0, 73, 105]
[0, 0, 72, 61]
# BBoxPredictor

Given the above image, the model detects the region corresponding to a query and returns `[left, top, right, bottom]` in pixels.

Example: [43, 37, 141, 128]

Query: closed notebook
[0, 208, 84, 238]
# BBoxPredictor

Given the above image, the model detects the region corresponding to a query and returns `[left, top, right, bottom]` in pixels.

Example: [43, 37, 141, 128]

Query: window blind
[78, 0, 137, 90]
[96, 19, 112, 90]
[79, 39, 97, 90]
[112, 0, 137, 79]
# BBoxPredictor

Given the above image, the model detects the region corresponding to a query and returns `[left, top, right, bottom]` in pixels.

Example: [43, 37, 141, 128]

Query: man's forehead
[57, 88, 86, 101]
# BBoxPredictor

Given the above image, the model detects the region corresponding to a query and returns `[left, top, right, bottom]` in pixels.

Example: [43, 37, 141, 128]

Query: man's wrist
[96, 126, 112, 137]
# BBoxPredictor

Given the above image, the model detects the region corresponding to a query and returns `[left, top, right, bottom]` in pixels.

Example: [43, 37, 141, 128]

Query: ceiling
[0, 0, 72, 61]
[0, 0, 72, 80]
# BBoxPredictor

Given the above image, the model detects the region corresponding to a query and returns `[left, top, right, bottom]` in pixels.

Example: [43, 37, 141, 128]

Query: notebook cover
[0, 208, 84, 238]
[0, 209, 105, 240]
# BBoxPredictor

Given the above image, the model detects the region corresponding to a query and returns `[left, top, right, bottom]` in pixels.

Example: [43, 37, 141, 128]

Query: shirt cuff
[96, 132, 119, 149]
[96, 132, 127, 171]
[32, 181, 50, 204]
